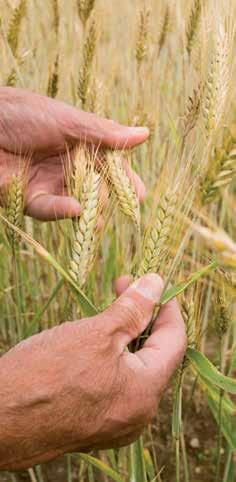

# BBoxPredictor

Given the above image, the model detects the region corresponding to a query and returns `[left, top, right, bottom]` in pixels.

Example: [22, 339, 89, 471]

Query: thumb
[25, 193, 81, 221]
[100, 274, 164, 351]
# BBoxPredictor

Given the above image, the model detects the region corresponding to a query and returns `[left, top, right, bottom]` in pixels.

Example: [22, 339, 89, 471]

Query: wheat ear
[182, 83, 201, 141]
[52, 0, 59, 37]
[201, 127, 236, 204]
[6, 173, 24, 249]
[214, 292, 231, 339]
[135, 6, 150, 66]
[137, 189, 177, 276]
[186, 0, 201, 57]
[182, 297, 197, 368]
[106, 152, 140, 227]
[77, 0, 96, 28]
[47, 54, 59, 98]
[78, 19, 97, 108]
[158, 6, 169, 56]
[69, 156, 100, 288]
[7, 0, 27, 58]
[201, 27, 230, 138]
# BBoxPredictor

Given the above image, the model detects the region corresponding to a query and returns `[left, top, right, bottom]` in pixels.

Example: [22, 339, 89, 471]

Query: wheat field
[0, 0, 236, 481]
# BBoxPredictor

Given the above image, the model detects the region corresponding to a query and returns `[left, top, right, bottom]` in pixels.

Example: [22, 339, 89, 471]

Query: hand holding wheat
[0, 274, 186, 470]
[0, 87, 147, 221]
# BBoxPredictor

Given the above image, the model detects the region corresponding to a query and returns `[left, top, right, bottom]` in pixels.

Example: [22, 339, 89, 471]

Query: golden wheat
[201, 27, 230, 138]
[78, 18, 97, 108]
[186, 0, 201, 57]
[7, 0, 27, 58]
[138, 189, 177, 276]
[77, 0, 96, 28]
[69, 155, 100, 288]
[135, 5, 150, 66]
[106, 151, 140, 227]
[201, 127, 236, 204]
[6, 173, 24, 249]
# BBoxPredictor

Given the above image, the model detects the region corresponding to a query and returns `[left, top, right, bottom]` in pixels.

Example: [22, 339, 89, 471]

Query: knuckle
[118, 299, 146, 338]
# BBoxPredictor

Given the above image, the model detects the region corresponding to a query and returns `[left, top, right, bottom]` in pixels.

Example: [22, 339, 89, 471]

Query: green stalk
[180, 432, 189, 482]
[130, 436, 147, 482]
[67, 454, 72, 482]
[215, 339, 224, 482]
[172, 369, 184, 482]
[222, 450, 233, 482]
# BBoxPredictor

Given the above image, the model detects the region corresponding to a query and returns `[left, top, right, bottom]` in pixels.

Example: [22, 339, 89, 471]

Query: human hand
[0, 274, 186, 471]
[0, 87, 148, 221]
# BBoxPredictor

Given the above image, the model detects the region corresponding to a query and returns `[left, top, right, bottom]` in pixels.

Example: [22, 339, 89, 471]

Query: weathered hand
[0, 274, 186, 471]
[0, 87, 148, 221]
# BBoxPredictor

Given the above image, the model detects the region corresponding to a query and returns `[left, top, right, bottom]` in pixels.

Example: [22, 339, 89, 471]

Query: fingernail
[129, 126, 150, 136]
[131, 274, 164, 301]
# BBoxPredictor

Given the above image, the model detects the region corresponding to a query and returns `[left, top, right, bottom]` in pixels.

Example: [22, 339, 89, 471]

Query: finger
[98, 274, 164, 351]
[115, 275, 133, 297]
[26, 193, 81, 221]
[0, 88, 149, 155]
[135, 298, 187, 386]
[124, 162, 146, 203]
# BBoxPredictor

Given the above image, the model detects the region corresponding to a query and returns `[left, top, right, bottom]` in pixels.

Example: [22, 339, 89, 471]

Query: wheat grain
[106, 152, 140, 227]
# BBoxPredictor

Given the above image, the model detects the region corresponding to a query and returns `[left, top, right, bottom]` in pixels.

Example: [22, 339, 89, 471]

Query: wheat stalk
[69, 153, 100, 288]
[6, 173, 24, 249]
[137, 189, 177, 276]
[7, 0, 27, 58]
[78, 18, 97, 108]
[106, 152, 140, 227]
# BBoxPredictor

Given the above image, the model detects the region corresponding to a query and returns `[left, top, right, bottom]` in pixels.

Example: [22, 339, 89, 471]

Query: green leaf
[0, 213, 97, 317]
[79, 454, 124, 482]
[187, 348, 236, 394]
[207, 396, 236, 450]
[161, 261, 218, 305]
[199, 378, 236, 416]
[143, 449, 156, 481]
[24, 279, 64, 338]
[130, 437, 147, 482]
